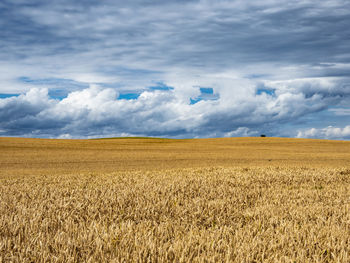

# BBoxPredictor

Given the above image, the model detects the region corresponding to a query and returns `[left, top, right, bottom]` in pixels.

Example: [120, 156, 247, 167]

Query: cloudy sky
[1, 0, 350, 139]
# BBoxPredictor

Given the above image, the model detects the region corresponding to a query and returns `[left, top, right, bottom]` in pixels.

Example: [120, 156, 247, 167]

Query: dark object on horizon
[260, 134, 266, 137]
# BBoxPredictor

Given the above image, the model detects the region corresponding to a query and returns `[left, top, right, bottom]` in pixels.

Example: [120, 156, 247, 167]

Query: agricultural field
[0, 137, 350, 262]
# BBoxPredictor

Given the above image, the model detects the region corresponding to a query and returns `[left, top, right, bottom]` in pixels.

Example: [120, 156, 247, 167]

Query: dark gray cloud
[0, 0, 350, 138]
[2, 0, 350, 72]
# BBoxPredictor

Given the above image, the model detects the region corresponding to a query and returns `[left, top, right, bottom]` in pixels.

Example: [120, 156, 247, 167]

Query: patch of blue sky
[199, 87, 213, 94]
[256, 88, 275, 96]
[0, 93, 19, 99]
[190, 87, 219, 105]
[118, 93, 140, 100]
[190, 98, 202, 104]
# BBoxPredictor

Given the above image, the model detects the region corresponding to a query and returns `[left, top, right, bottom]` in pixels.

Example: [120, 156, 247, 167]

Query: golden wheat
[0, 138, 350, 262]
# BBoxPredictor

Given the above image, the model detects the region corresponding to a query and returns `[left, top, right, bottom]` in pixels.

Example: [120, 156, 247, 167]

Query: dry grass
[1, 137, 350, 176]
[0, 137, 350, 262]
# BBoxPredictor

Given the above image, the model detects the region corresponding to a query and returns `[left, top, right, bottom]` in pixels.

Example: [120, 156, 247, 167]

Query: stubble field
[0, 137, 350, 262]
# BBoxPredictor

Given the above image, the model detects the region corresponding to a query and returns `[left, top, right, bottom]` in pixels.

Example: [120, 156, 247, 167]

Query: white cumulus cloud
[1, 76, 349, 138]
[297, 126, 350, 140]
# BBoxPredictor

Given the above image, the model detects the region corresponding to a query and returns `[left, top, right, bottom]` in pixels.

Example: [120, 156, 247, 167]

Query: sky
[0, 0, 350, 139]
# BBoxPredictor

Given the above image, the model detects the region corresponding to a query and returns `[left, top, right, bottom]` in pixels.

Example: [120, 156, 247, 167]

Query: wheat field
[1, 137, 350, 262]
